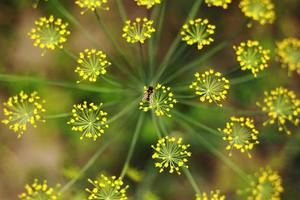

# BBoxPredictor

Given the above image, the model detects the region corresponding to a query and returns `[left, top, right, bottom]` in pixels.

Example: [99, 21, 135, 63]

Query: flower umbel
[75, 49, 111, 83]
[181, 18, 215, 50]
[68, 101, 109, 141]
[135, 0, 161, 9]
[189, 69, 230, 106]
[205, 0, 232, 9]
[1, 91, 46, 138]
[139, 84, 177, 117]
[276, 38, 300, 76]
[86, 174, 129, 200]
[256, 87, 300, 135]
[246, 167, 283, 200]
[219, 116, 259, 158]
[122, 18, 155, 44]
[75, 0, 109, 14]
[18, 179, 61, 200]
[28, 15, 70, 55]
[195, 190, 226, 200]
[239, 0, 275, 25]
[151, 136, 191, 175]
[234, 40, 270, 77]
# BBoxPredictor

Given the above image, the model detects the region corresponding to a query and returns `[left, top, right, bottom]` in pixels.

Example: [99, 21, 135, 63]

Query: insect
[143, 86, 154, 102]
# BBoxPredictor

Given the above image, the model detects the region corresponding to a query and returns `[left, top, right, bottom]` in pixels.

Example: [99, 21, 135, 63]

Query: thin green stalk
[172, 110, 220, 136]
[177, 119, 250, 182]
[107, 99, 139, 124]
[102, 75, 122, 88]
[183, 168, 201, 194]
[59, 134, 116, 193]
[231, 73, 266, 85]
[44, 113, 70, 119]
[115, 0, 128, 21]
[62, 48, 77, 61]
[0, 74, 124, 93]
[153, 0, 203, 84]
[163, 41, 227, 84]
[138, 42, 147, 83]
[151, 112, 163, 138]
[148, 2, 166, 81]
[120, 113, 145, 178]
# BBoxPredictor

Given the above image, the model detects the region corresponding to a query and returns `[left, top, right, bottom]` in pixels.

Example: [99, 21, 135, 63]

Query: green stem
[115, 0, 128, 21]
[44, 113, 70, 119]
[107, 99, 139, 124]
[62, 48, 77, 61]
[120, 113, 145, 178]
[177, 119, 250, 182]
[231, 73, 266, 85]
[0, 74, 124, 93]
[152, 0, 203, 84]
[183, 168, 201, 194]
[59, 134, 116, 193]
[151, 112, 163, 138]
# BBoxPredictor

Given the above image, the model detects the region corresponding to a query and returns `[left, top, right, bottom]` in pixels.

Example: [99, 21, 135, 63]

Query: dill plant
[0, 0, 299, 199]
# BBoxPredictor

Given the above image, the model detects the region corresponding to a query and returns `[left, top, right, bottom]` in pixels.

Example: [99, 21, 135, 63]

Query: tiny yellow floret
[181, 18, 216, 50]
[195, 190, 226, 200]
[205, 0, 232, 9]
[122, 18, 156, 44]
[1, 91, 46, 138]
[234, 40, 270, 77]
[75, 0, 109, 14]
[151, 136, 191, 175]
[135, 0, 161, 9]
[68, 101, 109, 141]
[28, 15, 70, 55]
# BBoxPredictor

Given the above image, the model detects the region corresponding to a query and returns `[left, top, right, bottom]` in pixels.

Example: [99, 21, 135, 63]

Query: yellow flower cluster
[181, 18, 215, 50]
[257, 87, 300, 135]
[276, 38, 300, 76]
[219, 116, 259, 158]
[75, 49, 111, 83]
[28, 15, 70, 55]
[151, 136, 191, 175]
[205, 0, 232, 9]
[18, 179, 60, 200]
[195, 190, 226, 200]
[75, 0, 109, 14]
[68, 101, 109, 141]
[139, 84, 177, 117]
[247, 167, 283, 200]
[1, 91, 46, 138]
[122, 18, 156, 44]
[86, 174, 129, 200]
[189, 69, 230, 107]
[135, 0, 161, 9]
[234, 40, 270, 77]
[239, 0, 275, 25]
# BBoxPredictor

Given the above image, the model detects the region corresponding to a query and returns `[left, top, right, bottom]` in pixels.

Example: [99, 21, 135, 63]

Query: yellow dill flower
[256, 87, 300, 135]
[1, 91, 46, 138]
[28, 15, 70, 55]
[276, 38, 300, 76]
[234, 40, 270, 77]
[189, 69, 230, 106]
[75, 0, 109, 14]
[205, 0, 232, 9]
[122, 18, 156, 44]
[75, 49, 111, 83]
[181, 18, 216, 50]
[139, 84, 177, 117]
[219, 116, 259, 158]
[135, 0, 161, 9]
[239, 0, 275, 25]
[151, 136, 191, 175]
[68, 101, 109, 141]
[86, 174, 129, 200]
[18, 179, 61, 200]
[195, 190, 226, 200]
[246, 167, 283, 200]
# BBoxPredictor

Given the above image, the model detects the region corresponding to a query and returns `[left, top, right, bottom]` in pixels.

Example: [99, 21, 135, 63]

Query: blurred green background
[0, 0, 299, 199]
